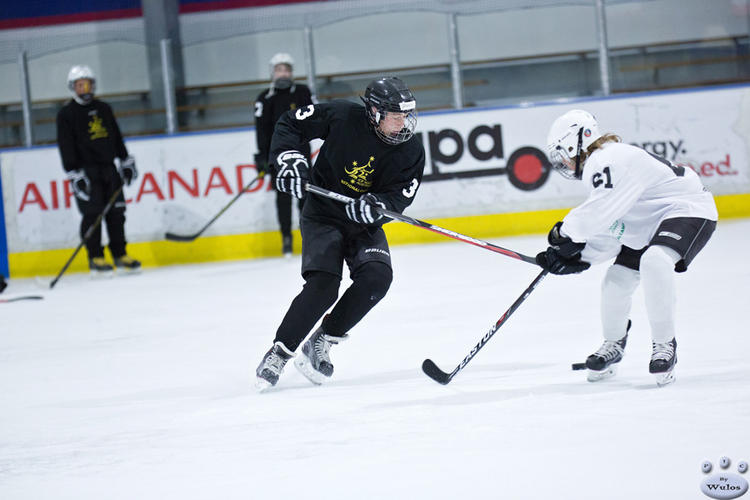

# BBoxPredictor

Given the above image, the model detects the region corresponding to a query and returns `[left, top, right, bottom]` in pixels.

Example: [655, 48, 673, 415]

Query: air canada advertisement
[1, 84, 749, 253]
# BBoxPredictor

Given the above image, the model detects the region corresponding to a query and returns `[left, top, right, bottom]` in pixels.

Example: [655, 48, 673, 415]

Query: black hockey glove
[254, 153, 268, 177]
[345, 193, 386, 225]
[547, 221, 585, 258]
[67, 169, 91, 202]
[118, 156, 138, 186]
[275, 150, 309, 199]
[0, 274, 7, 294]
[536, 247, 591, 275]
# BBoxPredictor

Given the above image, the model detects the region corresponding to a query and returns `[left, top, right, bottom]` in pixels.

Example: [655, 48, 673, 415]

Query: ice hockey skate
[255, 341, 295, 392]
[584, 320, 630, 382]
[294, 327, 347, 385]
[89, 257, 114, 278]
[649, 338, 677, 386]
[114, 255, 142, 274]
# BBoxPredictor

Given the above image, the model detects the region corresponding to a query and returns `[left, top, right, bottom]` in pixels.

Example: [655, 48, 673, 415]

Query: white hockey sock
[601, 264, 640, 341]
[640, 245, 680, 344]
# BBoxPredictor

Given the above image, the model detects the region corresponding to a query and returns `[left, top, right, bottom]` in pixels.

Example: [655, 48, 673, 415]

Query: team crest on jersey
[88, 115, 109, 140]
[342, 156, 375, 192]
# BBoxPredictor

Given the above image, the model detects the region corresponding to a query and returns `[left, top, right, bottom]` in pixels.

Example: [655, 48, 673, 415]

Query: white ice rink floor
[2, 219, 749, 499]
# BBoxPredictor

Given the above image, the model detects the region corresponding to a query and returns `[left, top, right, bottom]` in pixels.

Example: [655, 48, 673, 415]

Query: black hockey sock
[274, 271, 340, 351]
[322, 262, 392, 337]
[276, 190, 293, 236]
[81, 214, 104, 258]
[106, 209, 127, 257]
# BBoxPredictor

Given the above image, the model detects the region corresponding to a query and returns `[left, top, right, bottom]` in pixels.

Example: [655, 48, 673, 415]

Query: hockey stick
[0, 295, 44, 303]
[422, 269, 549, 384]
[305, 184, 538, 265]
[49, 185, 124, 290]
[165, 172, 265, 242]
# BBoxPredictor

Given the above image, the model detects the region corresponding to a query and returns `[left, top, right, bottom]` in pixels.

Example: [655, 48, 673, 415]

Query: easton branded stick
[305, 183, 538, 265]
[49, 185, 124, 289]
[165, 172, 265, 242]
[422, 269, 548, 384]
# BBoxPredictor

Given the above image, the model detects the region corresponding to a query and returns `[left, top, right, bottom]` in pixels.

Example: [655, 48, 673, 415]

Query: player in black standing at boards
[56, 65, 141, 275]
[254, 53, 315, 256]
[255, 77, 425, 391]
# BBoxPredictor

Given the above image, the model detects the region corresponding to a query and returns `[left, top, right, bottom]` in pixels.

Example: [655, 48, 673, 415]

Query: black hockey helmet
[360, 77, 417, 145]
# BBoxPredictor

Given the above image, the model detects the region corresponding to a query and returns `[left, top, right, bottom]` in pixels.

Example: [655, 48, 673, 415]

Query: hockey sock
[640, 245, 680, 343]
[274, 271, 340, 351]
[322, 262, 392, 337]
[601, 264, 640, 341]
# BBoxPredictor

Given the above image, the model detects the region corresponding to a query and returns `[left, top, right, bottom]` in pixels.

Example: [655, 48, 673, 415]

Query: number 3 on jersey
[402, 178, 419, 198]
[295, 104, 315, 120]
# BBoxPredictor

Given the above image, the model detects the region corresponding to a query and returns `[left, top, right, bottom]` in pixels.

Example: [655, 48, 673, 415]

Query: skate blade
[255, 377, 274, 393]
[654, 370, 676, 387]
[587, 365, 618, 382]
[294, 355, 326, 385]
[115, 267, 142, 275]
[90, 270, 114, 279]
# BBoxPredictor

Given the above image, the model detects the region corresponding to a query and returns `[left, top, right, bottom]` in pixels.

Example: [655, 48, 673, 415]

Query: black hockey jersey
[270, 100, 425, 226]
[254, 84, 314, 168]
[56, 99, 128, 173]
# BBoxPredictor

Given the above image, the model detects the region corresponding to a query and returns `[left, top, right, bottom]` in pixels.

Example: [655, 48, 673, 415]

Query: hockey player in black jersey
[253, 53, 314, 256]
[256, 77, 425, 390]
[56, 65, 141, 275]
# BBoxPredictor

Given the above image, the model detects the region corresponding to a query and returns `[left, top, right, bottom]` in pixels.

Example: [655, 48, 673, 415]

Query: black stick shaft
[165, 173, 264, 242]
[422, 269, 549, 384]
[49, 185, 124, 289]
[304, 184, 538, 265]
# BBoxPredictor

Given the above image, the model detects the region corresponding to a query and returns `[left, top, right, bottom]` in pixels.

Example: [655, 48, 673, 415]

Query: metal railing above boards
[2, 35, 747, 150]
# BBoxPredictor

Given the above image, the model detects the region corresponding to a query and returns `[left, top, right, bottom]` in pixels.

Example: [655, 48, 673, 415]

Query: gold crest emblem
[341, 156, 375, 192]
[88, 115, 109, 140]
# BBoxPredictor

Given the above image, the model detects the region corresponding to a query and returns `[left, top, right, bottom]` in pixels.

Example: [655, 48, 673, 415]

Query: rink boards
[1, 84, 750, 278]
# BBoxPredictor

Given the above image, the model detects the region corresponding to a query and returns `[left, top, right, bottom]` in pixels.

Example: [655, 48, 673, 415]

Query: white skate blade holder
[255, 377, 274, 393]
[587, 365, 618, 383]
[654, 370, 676, 387]
[294, 356, 327, 385]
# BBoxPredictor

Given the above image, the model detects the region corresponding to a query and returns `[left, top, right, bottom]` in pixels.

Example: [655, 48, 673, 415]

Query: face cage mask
[273, 78, 293, 90]
[550, 128, 584, 180]
[70, 79, 95, 105]
[373, 109, 418, 145]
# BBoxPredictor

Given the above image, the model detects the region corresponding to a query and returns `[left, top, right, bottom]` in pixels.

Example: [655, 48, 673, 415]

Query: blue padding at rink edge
[0, 166, 8, 278]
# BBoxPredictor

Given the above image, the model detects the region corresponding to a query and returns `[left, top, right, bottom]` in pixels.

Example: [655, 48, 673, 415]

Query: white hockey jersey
[561, 142, 717, 261]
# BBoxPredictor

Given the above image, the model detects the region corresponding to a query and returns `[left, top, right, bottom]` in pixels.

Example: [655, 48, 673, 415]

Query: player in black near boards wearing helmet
[56, 65, 141, 275]
[255, 77, 425, 391]
[254, 53, 314, 256]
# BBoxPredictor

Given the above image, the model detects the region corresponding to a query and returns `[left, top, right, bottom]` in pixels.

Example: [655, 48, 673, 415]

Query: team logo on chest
[342, 155, 375, 192]
[88, 114, 109, 140]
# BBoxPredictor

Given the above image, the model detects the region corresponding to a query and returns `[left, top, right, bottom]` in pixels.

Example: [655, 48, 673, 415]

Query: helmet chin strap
[73, 93, 93, 105]
[573, 127, 584, 179]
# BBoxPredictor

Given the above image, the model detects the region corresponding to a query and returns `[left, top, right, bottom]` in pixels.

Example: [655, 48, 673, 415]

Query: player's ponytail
[581, 133, 621, 162]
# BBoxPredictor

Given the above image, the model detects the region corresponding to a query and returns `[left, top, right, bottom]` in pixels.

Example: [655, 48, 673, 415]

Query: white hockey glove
[345, 193, 386, 225]
[67, 169, 91, 202]
[275, 150, 309, 199]
[118, 156, 138, 186]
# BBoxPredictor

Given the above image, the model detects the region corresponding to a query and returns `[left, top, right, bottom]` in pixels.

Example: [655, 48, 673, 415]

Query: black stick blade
[0, 295, 44, 303]
[422, 359, 453, 385]
[165, 232, 198, 242]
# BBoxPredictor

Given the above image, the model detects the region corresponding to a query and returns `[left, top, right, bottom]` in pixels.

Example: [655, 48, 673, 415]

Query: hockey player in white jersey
[537, 109, 717, 386]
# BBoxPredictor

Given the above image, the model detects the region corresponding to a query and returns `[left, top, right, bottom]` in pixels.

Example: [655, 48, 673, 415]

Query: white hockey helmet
[67, 65, 96, 92]
[269, 53, 294, 73]
[546, 109, 602, 179]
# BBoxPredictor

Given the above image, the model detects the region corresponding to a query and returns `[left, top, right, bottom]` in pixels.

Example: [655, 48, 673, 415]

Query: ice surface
[1, 219, 749, 499]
